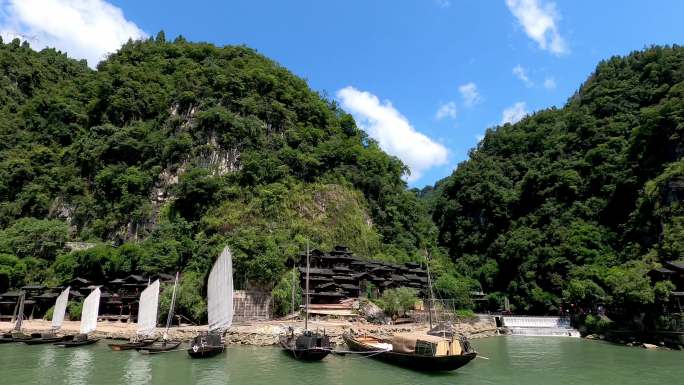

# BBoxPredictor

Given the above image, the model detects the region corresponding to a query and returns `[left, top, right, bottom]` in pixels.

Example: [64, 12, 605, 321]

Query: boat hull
[279, 335, 331, 361]
[109, 339, 156, 351]
[137, 340, 182, 354]
[54, 334, 99, 347]
[187, 345, 224, 358]
[343, 334, 477, 372]
[23, 336, 65, 345]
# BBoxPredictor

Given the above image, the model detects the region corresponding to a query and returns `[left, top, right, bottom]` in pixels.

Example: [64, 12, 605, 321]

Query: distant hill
[0, 34, 437, 319]
[430, 45, 684, 315]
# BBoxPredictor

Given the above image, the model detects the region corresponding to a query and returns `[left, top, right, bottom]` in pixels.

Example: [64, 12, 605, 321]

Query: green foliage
[431, 45, 684, 315]
[0, 218, 68, 259]
[68, 300, 83, 321]
[433, 274, 475, 309]
[584, 314, 613, 334]
[44, 305, 54, 321]
[271, 268, 301, 317]
[375, 287, 419, 317]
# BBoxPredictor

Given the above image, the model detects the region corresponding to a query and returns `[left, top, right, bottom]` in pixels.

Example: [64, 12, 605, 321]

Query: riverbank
[0, 316, 499, 346]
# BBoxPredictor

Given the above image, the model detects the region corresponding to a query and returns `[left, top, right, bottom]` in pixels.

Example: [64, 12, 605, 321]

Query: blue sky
[2, 1, 684, 187]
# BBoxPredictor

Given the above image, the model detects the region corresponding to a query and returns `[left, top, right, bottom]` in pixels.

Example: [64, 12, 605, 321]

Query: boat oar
[476, 355, 490, 360]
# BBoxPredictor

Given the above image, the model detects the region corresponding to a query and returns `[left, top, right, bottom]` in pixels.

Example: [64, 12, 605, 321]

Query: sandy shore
[1, 317, 500, 346]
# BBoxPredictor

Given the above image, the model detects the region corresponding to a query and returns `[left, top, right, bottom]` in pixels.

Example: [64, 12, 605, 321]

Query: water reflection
[124, 352, 152, 385]
[66, 348, 94, 385]
[190, 356, 229, 385]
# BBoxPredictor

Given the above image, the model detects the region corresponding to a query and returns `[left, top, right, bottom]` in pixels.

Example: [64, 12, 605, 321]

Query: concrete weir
[501, 316, 580, 337]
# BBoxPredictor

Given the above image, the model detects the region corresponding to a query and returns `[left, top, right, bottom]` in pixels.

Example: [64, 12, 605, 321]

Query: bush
[434, 274, 475, 309]
[44, 305, 54, 321]
[454, 309, 476, 319]
[584, 314, 613, 334]
[271, 269, 301, 317]
[68, 300, 83, 321]
[375, 287, 418, 317]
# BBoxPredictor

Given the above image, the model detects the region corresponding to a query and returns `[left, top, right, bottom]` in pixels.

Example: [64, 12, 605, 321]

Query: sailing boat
[109, 280, 160, 351]
[55, 287, 101, 347]
[187, 246, 233, 359]
[343, 253, 477, 372]
[23, 287, 71, 345]
[279, 242, 331, 361]
[0, 292, 27, 343]
[137, 272, 182, 353]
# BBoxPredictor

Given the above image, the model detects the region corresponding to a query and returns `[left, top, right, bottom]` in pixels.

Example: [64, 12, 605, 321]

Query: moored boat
[137, 339, 182, 354]
[187, 247, 234, 359]
[280, 242, 331, 361]
[138, 273, 182, 354]
[23, 287, 72, 345]
[109, 280, 160, 351]
[342, 332, 477, 372]
[54, 287, 101, 347]
[279, 329, 331, 361]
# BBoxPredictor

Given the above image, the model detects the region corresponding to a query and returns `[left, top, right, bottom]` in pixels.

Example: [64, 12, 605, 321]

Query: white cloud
[458, 82, 481, 107]
[501, 102, 528, 124]
[0, 0, 146, 67]
[435, 0, 451, 8]
[435, 101, 457, 120]
[337, 86, 449, 182]
[543, 76, 557, 89]
[512, 64, 533, 87]
[505, 0, 568, 55]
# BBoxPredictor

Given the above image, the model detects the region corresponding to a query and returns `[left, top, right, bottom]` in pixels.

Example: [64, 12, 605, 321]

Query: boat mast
[14, 292, 25, 331]
[164, 272, 179, 340]
[291, 266, 296, 316]
[305, 240, 310, 331]
[425, 252, 435, 330]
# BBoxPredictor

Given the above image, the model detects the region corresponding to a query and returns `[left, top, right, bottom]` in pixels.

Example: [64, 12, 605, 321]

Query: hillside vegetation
[431, 46, 684, 317]
[0, 34, 438, 320]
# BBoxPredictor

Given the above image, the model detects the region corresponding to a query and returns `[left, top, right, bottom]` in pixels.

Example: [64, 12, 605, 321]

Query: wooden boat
[110, 280, 161, 351]
[187, 247, 234, 359]
[279, 330, 331, 361]
[137, 340, 182, 354]
[280, 242, 331, 361]
[342, 253, 477, 372]
[138, 273, 182, 354]
[108, 337, 157, 351]
[0, 332, 15, 343]
[55, 287, 101, 347]
[188, 332, 224, 358]
[21, 332, 65, 345]
[55, 333, 100, 347]
[343, 333, 477, 372]
[23, 287, 71, 345]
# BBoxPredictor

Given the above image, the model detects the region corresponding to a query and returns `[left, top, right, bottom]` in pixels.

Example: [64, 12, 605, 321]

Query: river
[0, 336, 681, 385]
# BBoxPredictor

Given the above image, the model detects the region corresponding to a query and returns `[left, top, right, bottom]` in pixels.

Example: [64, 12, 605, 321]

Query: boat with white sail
[55, 287, 101, 347]
[109, 280, 160, 350]
[23, 287, 72, 345]
[137, 272, 182, 354]
[187, 246, 234, 359]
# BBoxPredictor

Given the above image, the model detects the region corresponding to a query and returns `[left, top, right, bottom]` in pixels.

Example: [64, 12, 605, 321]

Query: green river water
[0, 336, 681, 385]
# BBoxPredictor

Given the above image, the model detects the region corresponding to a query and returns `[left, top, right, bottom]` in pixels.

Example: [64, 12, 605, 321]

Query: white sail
[52, 287, 70, 329]
[80, 287, 101, 334]
[136, 279, 160, 336]
[207, 246, 234, 332]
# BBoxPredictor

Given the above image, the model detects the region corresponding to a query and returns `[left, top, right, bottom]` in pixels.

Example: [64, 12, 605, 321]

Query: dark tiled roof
[21, 284, 45, 290]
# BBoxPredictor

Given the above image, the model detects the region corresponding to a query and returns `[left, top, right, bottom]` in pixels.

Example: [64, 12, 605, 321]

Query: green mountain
[431, 45, 684, 316]
[0, 34, 437, 319]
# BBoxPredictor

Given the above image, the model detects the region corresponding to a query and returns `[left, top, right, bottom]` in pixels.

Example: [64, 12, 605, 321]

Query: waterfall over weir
[502, 316, 580, 337]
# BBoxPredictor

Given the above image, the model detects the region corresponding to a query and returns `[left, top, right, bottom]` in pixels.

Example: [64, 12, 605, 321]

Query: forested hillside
[431, 45, 684, 316]
[0, 34, 438, 320]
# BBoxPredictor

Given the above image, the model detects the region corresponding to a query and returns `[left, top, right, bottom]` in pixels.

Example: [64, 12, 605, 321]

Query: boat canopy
[207, 246, 234, 332]
[391, 332, 460, 356]
[51, 287, 70, 329]
[80, 287, 101, 334]
[137, 279, 160, 336]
